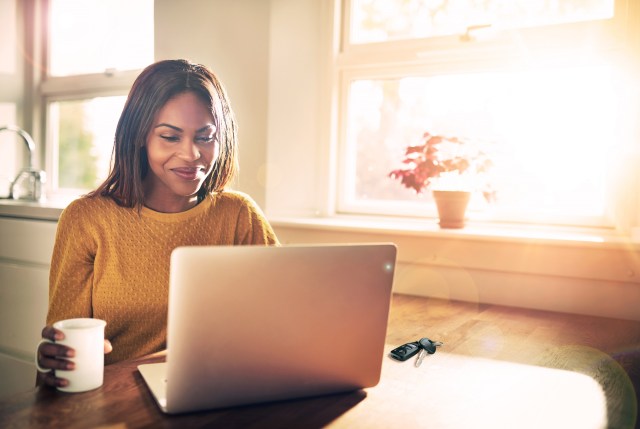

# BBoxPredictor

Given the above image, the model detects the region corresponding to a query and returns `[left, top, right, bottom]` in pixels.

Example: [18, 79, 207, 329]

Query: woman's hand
[36, 326, 73, 388]
[36, 325, 113, 388]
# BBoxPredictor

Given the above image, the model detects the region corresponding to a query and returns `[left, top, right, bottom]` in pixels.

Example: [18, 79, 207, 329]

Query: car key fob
[389, 341, 421, 361]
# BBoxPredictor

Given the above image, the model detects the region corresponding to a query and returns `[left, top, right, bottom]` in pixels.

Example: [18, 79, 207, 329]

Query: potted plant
[389, 132, 495, 228]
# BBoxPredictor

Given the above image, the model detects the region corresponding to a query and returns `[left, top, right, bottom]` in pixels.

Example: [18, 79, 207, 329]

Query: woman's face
[143, 91, 219, 212]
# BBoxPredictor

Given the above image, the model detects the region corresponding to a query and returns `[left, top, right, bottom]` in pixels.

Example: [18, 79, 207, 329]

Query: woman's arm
[47, 200, 96, 323]
[37, 199, 98, 387]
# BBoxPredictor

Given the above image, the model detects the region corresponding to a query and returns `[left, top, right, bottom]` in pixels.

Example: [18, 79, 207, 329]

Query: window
[42, 0, 153, 193]
[337, 0, 637, 229]
[48, 97, 126, 189]
[0, 0, 19, 197]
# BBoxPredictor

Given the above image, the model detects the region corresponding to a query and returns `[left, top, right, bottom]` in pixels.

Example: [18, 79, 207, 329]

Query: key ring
[389, 337, 443, 366]
[415, 338, 444, 367]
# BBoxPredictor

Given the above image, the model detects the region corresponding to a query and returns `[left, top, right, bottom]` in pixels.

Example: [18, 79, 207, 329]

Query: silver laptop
[138, 243, 397, 414]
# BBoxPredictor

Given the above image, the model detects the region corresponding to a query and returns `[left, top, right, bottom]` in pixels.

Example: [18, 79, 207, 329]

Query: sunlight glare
[49, 0, 153, 76]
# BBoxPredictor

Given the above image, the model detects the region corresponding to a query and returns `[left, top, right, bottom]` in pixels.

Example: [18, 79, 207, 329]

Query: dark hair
[88, 59, 238, 207]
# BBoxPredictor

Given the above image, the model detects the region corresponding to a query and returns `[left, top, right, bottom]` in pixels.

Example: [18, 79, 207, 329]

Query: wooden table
[1, 294, 639, 428]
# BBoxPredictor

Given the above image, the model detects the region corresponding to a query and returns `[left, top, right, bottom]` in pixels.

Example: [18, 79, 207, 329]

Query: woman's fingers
[38, 352, 75, 371]
[37, 329, 75, 374]
[38, 339, 73, 357]
[41, 326, 64, 342]
[37, 370, 69, 388]
[37, 325, 82, 389]
[104, 339, 113, 354]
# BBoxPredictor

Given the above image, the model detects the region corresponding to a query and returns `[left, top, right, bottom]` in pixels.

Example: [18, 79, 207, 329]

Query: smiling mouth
[171, 167, 203, 181]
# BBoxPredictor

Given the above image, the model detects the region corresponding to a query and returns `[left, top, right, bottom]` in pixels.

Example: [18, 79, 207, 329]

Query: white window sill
[269, 215, 640, 250]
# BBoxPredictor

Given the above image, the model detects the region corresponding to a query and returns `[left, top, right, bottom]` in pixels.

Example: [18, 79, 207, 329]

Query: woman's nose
[177, 140, 200, 160]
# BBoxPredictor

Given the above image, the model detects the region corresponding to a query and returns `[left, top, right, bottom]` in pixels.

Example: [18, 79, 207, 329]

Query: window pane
[49, 0, 153, 76]
[350, 0, 614, 44]
[0, 0, 17, 74]
[343, 65, 617, 222]
[51, 97, 125, 190]
[0, 103, 18, 197]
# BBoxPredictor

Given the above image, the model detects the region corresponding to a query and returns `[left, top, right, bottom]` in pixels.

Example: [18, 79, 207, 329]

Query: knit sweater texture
[47, 191, 279, 364]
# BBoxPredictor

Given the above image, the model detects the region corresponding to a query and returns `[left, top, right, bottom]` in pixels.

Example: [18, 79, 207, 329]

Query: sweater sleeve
[47, 199, 97, 325]
[233, 193, 279, 245]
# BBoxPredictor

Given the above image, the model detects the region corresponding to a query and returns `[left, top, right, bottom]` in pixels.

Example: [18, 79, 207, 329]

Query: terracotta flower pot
[432, 190, 471, 229]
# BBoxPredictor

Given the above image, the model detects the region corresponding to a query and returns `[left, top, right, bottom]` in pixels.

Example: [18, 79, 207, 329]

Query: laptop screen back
[161, 243, 397, 413]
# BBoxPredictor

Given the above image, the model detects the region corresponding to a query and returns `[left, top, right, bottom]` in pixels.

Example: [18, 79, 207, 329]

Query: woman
[36, 59, 278, 388]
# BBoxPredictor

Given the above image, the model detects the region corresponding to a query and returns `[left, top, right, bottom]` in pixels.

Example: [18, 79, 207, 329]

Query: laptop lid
[139, 243, 397, 414]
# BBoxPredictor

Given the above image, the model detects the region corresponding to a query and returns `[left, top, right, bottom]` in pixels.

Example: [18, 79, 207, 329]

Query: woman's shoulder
[204, 190, 277, 244]
[210, 190, 259, 208]
[206, 190, 270, 222]
[60, 195, 122, 220]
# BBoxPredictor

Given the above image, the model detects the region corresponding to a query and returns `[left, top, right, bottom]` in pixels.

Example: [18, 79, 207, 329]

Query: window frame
[334, 0, 639, 232]
[37, 0, 152, 196]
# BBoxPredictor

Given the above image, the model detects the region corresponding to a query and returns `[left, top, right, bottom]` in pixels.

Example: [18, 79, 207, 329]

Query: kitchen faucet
[0, 125, 46, 200]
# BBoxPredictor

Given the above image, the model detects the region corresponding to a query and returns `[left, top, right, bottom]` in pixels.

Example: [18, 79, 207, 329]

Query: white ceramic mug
[37, 318, 107, 393]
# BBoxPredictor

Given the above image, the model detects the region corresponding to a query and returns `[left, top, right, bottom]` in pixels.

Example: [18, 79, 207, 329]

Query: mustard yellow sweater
[48, 191, 278, 364]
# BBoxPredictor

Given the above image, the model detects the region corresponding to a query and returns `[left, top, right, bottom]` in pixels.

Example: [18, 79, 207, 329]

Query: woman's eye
[196, 136, 215, 144]
[160, 135, 180, 142]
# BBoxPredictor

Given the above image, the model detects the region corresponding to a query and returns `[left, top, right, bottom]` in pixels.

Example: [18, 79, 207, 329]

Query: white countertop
[0, 197, 74, 221]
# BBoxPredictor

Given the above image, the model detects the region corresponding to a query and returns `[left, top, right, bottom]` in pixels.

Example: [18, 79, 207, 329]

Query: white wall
[155, 0, 270, 208]
[266, 0, 331, 217]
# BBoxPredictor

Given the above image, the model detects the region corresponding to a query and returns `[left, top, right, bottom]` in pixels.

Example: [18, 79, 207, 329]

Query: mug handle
[35, 339, 53, 373]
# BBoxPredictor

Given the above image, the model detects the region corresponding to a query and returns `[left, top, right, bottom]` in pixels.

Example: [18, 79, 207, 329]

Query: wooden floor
[386, 294, 640, 428]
